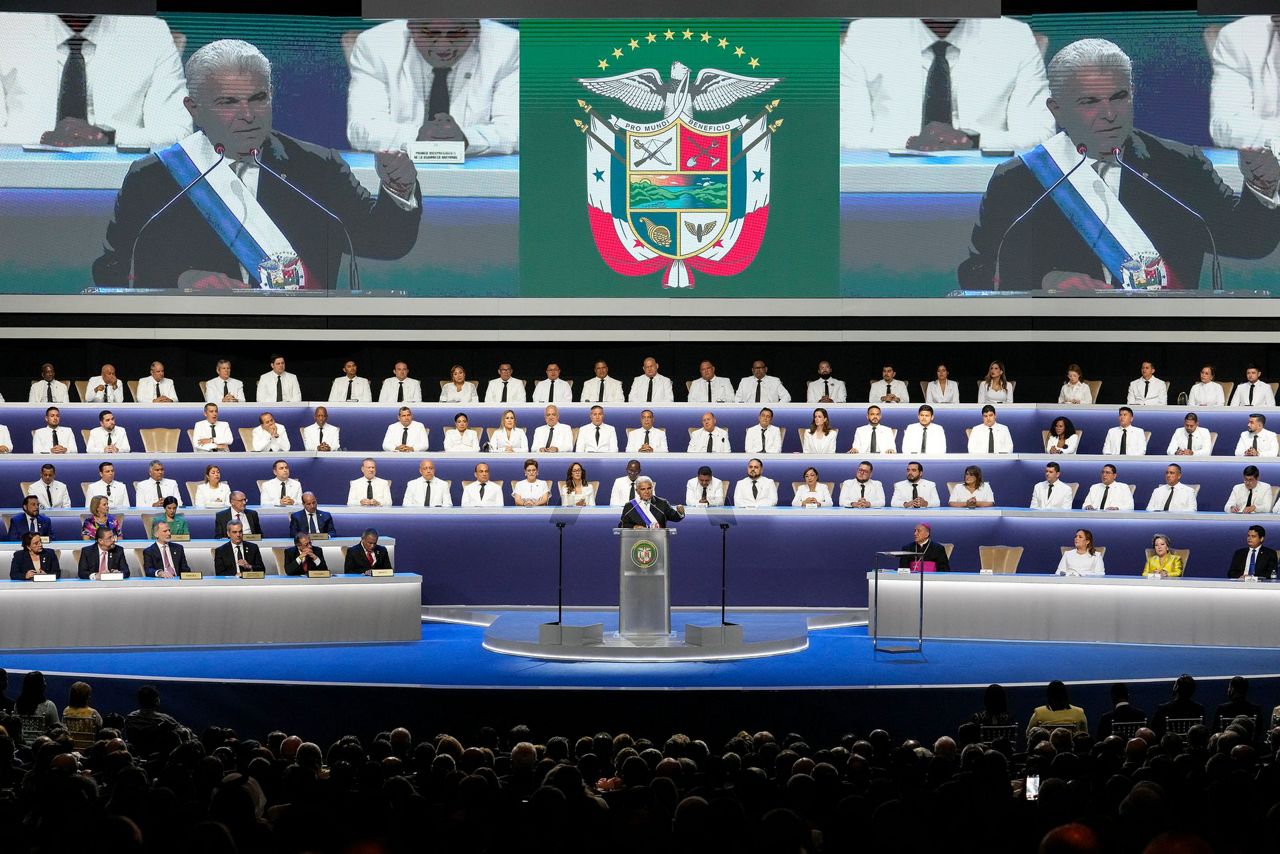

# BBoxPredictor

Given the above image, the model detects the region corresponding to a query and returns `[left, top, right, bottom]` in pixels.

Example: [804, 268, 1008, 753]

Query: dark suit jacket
[344, 544, 391, 574]
[1097, 702, 1148, 740]
[6, 513, 52, 541]
[77, 544, 130, 579]
[283, 545, 328, 576]
[958, 130, 1280, 290]
[1150, 698, 1206, 735]
[1227, 546, 1278, 579]
[288, 509, 337, 538]
[214, 540, 266, 576]
[898, 540, 951, 572]
[1215, 699, 1263, 729]
[214, 508, 260, 538]
[618, 497, 685, 529]
[93, 132, 422, 289]
[10, 549, 61, 581]
[141, 542, 192, 578]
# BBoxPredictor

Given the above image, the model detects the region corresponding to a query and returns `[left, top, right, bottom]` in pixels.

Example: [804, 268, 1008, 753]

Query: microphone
[1111, 147, 1222, 292]
[993, 143, 1089, 290]
[129, 143, 225, 286]
[251, 148, 361, 291]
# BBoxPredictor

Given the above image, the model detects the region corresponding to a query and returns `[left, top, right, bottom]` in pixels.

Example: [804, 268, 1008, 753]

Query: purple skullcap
[916, 522, 931, 532]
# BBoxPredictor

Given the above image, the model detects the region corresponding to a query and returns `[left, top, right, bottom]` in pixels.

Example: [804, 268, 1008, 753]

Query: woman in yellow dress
[1142, 534, 1183, 578]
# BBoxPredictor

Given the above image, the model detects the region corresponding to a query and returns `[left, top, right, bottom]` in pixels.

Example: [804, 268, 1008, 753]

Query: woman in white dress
[560, 461, 596, 506]
[194, 464, 231, 508]
[491, 409, 528, 454]
[801, 408, 839, 454]
[1046, 416, 1080, 454]
[512, 459, 551, 507]
[1058, 363, 1092, 405]
[792, 466, 833, 508]
[1056, 529, 1105, 576]
[925, 363, 959, 404]
[1187, 365, 1226, 407]
[439, 364, 479, 403]
[948, 465, 995, 508]
[978, 361, 1014, 404]
[443, 413, 481, 452]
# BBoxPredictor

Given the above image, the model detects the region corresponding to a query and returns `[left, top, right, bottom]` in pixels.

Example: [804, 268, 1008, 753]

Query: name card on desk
[311, 534, 330, 541]
[98, 572, 124, 581]
[180, 572, 202, 581]
[307, 570, 331, 579]
[370, 568, 394, 577]
[407, 140, 464, 164]
[243, 534, 262, 541]
[171, 534, 190, 542]
[240, 571, 265, 579]
[32, 574, 56, 582]
[40, 536, 51, 544]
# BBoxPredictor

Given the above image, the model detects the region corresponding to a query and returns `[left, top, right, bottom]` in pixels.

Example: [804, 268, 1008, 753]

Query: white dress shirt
[1167, 427, 1213, 456]
[610, 476, 653, 506]
[438, 382, 479, 404]
[251, 425, 291, 453]
[134, 477, 180, 506]
[226, 511, 255, 536]
[574, 423, 619, 453]
[85, 480, 129, 510]
[840, 17, 1054, 151]
[379, 377, 424, 403]
[29, 479, 71, 509]
[806, 377, 848, 403]
[403, 477, 453, 507]
[0, 14, 191, 147]
[194, 482, 231, 509]
[850, 424, 896, 454]
[328, 375, 373, 403]
[792, 483, 833, 507]
[1146, 483, 1198, 512]
[443, 429, 481, 453]
[491, 427, 529, 454]
[382, 421, 429, 452]
[1102, 426, 1148, 456]
[136, 376, 178, 402]
[512, 479, 551, 504]
[301, 422, 341, 452]
[948, 483, 995, 505]
[900, 423, 947, 455]
[687, 376, 736, 403]
[32, 426, 78, 454]
[86, 426, 131, 454]
[685, 477, 726, 507]
[1225, 481, 1275, 513]
[203, 377, 245, 404]
[733, 476, 779, 508]
[559, 484, 597, 506]
[1030, 480, 1074, 510]
[967, 423, 1013, 455]
[257, 371, 302, 404]
[626, 427, 669, 453]
[484, 378, 527, 404]
[85, 377, 127, 404]
[1126, 377, 1168, 405]
[1236, 429, 1280, 456]
[0, 424, 10, 452]
[461, 480, 504, 507]
[1046, 434, 1080, 454]
[743, 425, 783, 454]
[260, 478, 303, 507]
[977, 382, 1014, 404]
[687, 427, 732, 453]
[530, 378, 574, 404]
[870, 379, 910, 403]
[192, 419, 235, 451]
[580, 376, 625, 403]
[28, 380, 69, 403]
[838, 478, 886, 508]
[1210, 16, 1280, 150]
[890, 478, 941, 508]
[1187, 382, 1226, 407]
[628, 374, 675, 403]
[1082, 481, 1134, 511]
[925, 381, 959, 404]
[1058, 382, 1093, 405]
[801, 431, 839, 454]
[1056, 550, 1106, 577]
[347, 477, 394, 507]
[530, 423, 573, 452]
[1230, 381, 1276, 408]
[735, 375, 791, 404]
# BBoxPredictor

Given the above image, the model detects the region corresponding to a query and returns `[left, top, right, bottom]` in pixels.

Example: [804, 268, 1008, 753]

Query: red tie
[367, 549, 375, 566]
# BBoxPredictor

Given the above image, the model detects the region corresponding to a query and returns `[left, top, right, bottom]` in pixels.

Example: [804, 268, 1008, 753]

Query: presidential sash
[628, 498, 658, 528]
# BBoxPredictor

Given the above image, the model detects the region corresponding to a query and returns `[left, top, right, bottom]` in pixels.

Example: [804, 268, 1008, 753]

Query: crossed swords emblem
[632, 136, 723, 169]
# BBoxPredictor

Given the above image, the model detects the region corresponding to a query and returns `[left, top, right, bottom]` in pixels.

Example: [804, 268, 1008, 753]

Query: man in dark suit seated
[77, 528, 130, 579]
[214, 521, 266, 577]
[9, 532, 61, 581]
[958, 38, 1280, 292]
[215, 492, 261, 538]
[898, 522, 950, 571]
[1214, 676, 1263, 733]
[344, 528, 392, 575]
[1097, 682, 1147, 740]
[141, 521, 192, 578]
[1149, 674, 1206, 736]
[1227, 524, 1278, 579]
[288, 492, 337, 538]
[618, 477, 684, 529]
[283, 533, 328, 576]
[6, 496, 53, 542]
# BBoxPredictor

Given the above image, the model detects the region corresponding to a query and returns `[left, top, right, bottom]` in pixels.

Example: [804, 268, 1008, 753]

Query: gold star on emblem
[612, 48, 623, 59]
[664, 29, 676, 40]
[598, 59, 609, 70]
[748, 57, 760, 68]
[733, 46, 745, 57]
[681, 29, 693, 40]
[645, 32, 657, 43]
[700, 32, 711, 43]
[628, 38, 639, 49]
[718, 37, 729, 48]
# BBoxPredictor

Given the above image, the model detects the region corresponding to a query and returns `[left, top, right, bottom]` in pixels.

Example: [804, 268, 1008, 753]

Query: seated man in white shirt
[736, 360, 791, 404]
[687, 411, 731, 453]
[347, 458, 394, 507]
[1146, 464, 1197, 512]
[32, 407, 78, 454]
[685, 465, 726, 507]
[31, 464, 72, 509]
[329, 360, 373, 403]
[86, 462, 130, 510]
[732, 458, 779, 508]
[302, 406, 340, 452]
[383, 407, 430, 452]
[743, 407, 783, 454]
[484, 363, 526, 404]
[1029, 462, 1074, 510]
[257, 355, 302, 404]
[840, 460, 886, 508]
[1229, 364, 1277, 408]
[403, 459, 453, 507]
[204, 359, 245, 404]
[136, 460, 181, 508]
[1226, 465, 1274, 514]
[687, 360, 736, 403]
[967, 405, 1013, 455]
[1102, 407, 1148, 456]
[531, 363, 573, 404]
[461, 462, 504, 507]
[1081, 464, 1134, 511]
[259, 459, 302, 507]
[1167, 412, 1212, 456]
[28, 363, 70, 404]
[848, 405, 895, 455]
[251, 412, 291, 453]
[807, 360, 847, 404]
[1236, 413, 1280, 457]
[379, 361, 423, 403]
[626, 410, 668, 453]
[575, 405, 619, 453]
[610, 460, 653, 506]
[85, 410, 131, 454]
[137, 361, 177, 403]
[580, 360, 625, 403]
[85, 364, 127, 404]
[900, 405, 947, 455]
[871, 364, 909, 404]
[531, 405, 573, 452]
[1126, 361, 1167, 406]
[1187, 365, 1226, 407]
[628, 357, 675, 404]
[193, 403, 234, 452]
[890, 461, 941, 509]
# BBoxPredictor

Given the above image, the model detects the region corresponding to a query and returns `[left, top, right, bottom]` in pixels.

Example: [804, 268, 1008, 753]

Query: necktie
[707, 382, 712, 403]
[706, 433, 714, 453]
[318, 426, 325, 446]
[1186, 429, 1193, 450]
[549, 379, 557, 400]
[643, 429, 651, 447]
[860, 482, 867, 499]
[367, 480, 374, 500]
[401, 427, 409, 447]
[106, 483, 112, 498]
[28, 515, 35, 533]
[1250, 384, 1255, 405]
[824, 379, 830, 398]
[701, 485, 708, 503]
[51, 428, 59, 447]
[501, 381, 508, 402]
[988, 428, 995, 453]
[427, 67, 451, 118]
[1047, 483, 1054, 499]
[398, 381, 404, 403]
[107, 431, 114, 447]
[99, 550, 107, 575]
[236, 544, 244, 566]
[870, 428, 878, 453]
[911, 483, 919, 502]
[1253, 434, 1259, 452]
[210, 423, 216, 440]
[309, 514, 317, 534]
[367, 549, 375, 566]
[280, 481, 287, 500]
[755, 379, 762, 402]
[885, 382, 891, 399]
[598, 379, 606, 400]
[1248, 549, 1257, 577]
[751, 480, 759, 499]
[1163, 488, 1174, 511]
[277, 376, 283, 401]
[761, 428, 768, 452]
[222, 380, 228, 399]
[595, 425, 601, 446]
[920, 427, 928, 453]
[1119, 429, 1127, 454]
[647, 378, 654, 402]
[923, 41, 951, 127]
[157, 481, 163, 502]
[1247, 488, 1254, 508]
[1142, 379, 1149, 401]
[235, 513, 242, 531]
[424, 481, 431, 506]
[161, 545, 173, 577]
[629, 482, 636, 500]
[46, 485, 53, 505]
[479, 483, 486, 500]
[58, 35, 88, 121]
[346, 378, 353, 401]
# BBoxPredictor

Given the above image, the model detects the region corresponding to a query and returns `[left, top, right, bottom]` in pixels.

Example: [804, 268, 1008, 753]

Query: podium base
[538, 622, 605, 646]
[683, 623, 744, 647]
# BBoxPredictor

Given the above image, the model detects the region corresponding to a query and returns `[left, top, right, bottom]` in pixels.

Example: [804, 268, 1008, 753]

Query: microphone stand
[994, 146, 1089, 290]
[720, 522, 730, 625]
[129, 146, 225, 285]
[554, 521, 566, 626]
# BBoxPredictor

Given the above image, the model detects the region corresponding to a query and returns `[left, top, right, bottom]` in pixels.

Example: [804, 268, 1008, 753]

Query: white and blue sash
[628, 498, 657, 528]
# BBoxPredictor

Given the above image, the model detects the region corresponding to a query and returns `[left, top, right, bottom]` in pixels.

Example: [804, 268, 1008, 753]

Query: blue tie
[1248, 549, 1257, 577]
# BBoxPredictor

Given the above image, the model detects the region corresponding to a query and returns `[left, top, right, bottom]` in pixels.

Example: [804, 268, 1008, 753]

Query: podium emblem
[630, 540, 658, 569]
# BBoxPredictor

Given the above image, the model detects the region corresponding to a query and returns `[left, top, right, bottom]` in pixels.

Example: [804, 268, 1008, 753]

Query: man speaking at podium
[93, 39, 422, 290]
[959, 38, 1280, 291]
[619, 477, 684, 530]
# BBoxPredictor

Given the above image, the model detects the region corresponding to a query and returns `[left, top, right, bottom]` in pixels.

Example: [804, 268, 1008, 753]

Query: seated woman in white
[1046, 416, 1080, 454]
[559, 461, 596, 506]
[512, 460, 551, 507]
[925, 363, 959, 404]
[801, 408, 839, 454]
[791, 467, 833, 508]
[194, 464, 231, 508]
[443, 413, 481, 453]
[439, 365, 480, 404]
[1058, 364, 1092, 405]
[948, 465, 995, 508]
[1187, 365, 1225, 407]
[491, 409, 528, 454]
[977, 360, 1014, 404]
[1056, 529, 1105, 576]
